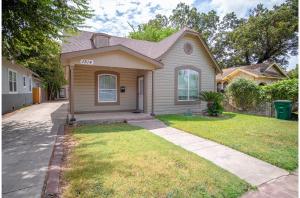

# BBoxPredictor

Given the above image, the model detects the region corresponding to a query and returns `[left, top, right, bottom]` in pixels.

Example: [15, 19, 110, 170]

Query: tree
[227, 79, 261, 110]
[288, 64, 298, 78]
[3, 0, 93, 60]
[229, 2, 298, 67]
[2, 0, 92, 99]
[169, 3, 200, 31]
[129, 14, 177, 42]
[22, 39, 66, 100]
[263, 79, 298, 103]
[212, 12, 245, 68]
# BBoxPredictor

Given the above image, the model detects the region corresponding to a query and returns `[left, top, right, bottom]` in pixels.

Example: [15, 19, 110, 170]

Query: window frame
[8, 69, 18, 94]
[28, 77, 32, 92]
[23, 75, 26, 88]
[175, 66, 201, 105]
[95, 71, 120, 105]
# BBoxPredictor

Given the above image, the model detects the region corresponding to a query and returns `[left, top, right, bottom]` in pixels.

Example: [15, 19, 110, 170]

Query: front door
[138, 76, 144, 111]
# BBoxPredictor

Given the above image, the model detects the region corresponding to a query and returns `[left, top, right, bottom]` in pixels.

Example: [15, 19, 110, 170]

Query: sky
[82, 0, 298, 70]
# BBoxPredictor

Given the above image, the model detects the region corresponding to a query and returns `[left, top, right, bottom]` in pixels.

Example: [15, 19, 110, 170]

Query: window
[23, 76, 26, 87]
[29, 78, 32, 92]
[8, 69, 17, 93]
[98, 74, 117, 102]
[177, 68, 199, 101]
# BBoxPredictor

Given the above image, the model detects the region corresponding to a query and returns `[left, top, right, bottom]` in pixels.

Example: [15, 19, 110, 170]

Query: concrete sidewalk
[242, 170, 298, 198]
[2, 102, 68, 198]
[128, 119, 289, 186]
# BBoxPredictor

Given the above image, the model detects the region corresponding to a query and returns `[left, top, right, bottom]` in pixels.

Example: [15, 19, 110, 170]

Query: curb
[42, 124, 65, 198]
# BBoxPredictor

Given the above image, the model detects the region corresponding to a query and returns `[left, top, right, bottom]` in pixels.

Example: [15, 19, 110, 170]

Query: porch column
[151, 70, 155, 116]
[69, 64, 76, 121]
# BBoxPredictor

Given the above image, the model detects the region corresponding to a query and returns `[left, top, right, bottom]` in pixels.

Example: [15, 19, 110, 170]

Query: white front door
[138, 77, 144, 111]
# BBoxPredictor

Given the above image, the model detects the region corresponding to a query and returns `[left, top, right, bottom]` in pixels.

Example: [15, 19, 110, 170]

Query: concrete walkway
[242, 170, 298, 198]
[128, 119, 289, 186]
[2, 101, 68, 198]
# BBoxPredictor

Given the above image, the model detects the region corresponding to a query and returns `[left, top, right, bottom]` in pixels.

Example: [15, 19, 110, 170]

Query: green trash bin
[274, 100, 292, 120]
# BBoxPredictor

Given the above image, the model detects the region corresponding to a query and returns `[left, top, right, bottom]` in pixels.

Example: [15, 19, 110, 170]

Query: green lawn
[157, 112, 298, 171]
[62, 123, 251, 198]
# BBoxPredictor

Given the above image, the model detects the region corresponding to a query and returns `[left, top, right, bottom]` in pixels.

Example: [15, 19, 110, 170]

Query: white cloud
[206, 0, 286, 17]
[82, 0, 194, 36]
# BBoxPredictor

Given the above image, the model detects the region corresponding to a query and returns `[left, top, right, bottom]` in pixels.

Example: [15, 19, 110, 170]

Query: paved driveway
[2, 102, 68, 198]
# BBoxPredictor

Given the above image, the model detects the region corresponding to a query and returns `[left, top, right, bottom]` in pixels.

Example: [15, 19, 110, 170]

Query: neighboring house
[2, 59, 41, 114]
[61, 27, 222, 121]
[216, 63, 288, 91]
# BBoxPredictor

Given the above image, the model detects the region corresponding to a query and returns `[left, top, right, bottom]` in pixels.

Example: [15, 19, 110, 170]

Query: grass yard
[62, 123, 251, 198]
[157, 112, 298, 171]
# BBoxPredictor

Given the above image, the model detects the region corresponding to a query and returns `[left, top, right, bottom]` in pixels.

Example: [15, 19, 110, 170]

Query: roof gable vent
[91, 33, 110, 48]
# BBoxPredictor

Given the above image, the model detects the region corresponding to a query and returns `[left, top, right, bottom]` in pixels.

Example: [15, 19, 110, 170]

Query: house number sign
[80, 59, 94, 65]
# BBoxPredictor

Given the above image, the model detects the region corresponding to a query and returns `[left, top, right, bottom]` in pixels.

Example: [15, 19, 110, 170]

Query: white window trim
[178, 69, 199, 102]
[8, 69, 18, 94]
[98, 74, 118, 103]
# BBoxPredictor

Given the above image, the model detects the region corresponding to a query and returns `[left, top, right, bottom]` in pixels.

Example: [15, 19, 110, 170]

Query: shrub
[227, 79, 261, 110]
[199, 91, 224, 116]
[263, 79, 298, 103]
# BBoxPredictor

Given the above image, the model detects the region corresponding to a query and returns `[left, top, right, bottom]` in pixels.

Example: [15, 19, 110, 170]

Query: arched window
[98, 73, 118, 103]
[176, 66, 200, 104]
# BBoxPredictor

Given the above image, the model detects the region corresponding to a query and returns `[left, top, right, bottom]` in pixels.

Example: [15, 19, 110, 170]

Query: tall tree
[288, 64, 298, 79]
[3, 0, 92, 60]
[229, 2, 298, 67]
[2, 0, 92, 99]
[129, 14, 177, 42]
[212, 12, 245, 68]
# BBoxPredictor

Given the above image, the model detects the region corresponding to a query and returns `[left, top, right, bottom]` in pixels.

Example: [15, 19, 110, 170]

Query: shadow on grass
[157, 112, 237, 126]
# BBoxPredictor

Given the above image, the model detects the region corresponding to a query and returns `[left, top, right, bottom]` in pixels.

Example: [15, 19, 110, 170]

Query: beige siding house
[216, 63, 288, 91]
[61, 28, 221, 121]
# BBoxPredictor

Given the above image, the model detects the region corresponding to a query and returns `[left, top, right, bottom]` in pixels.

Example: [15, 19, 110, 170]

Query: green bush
[263, 79, 298, 103]
[227, 79, 261, 110]
[199, 91, 224, 116]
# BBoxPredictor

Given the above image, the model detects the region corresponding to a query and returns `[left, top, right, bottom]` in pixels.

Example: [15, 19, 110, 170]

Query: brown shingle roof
[61, 27, 221, 72]
[62, 28, 188, 60]
[216, 63, 287, 81]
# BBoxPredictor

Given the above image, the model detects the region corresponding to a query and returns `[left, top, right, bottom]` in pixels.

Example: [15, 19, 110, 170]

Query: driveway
[2, 101, 68, 198]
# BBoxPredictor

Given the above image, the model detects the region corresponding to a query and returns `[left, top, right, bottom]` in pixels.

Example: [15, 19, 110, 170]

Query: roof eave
[60, 45, 163, 68]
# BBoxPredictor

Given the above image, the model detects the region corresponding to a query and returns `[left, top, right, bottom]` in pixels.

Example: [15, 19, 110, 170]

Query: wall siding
[2, 59, 34, 114]
[2, 59, 33, 94]
[73, 65, 138, 113]
[153, 35, 216, 114]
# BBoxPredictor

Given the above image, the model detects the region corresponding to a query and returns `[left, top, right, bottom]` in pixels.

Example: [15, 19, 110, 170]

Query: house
[61, 27, 222, 121]
[216, 63, 288, 91]
[2, 58, 42, 114]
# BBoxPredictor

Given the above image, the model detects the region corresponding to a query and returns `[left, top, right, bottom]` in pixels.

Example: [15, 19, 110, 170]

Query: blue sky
[83, 0, 298, 70]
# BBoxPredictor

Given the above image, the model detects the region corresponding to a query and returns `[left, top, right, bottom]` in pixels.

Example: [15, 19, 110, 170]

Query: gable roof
[3, 58, 40, 78]
[61, 27, 222, 73]
[216, 63, 288, 81]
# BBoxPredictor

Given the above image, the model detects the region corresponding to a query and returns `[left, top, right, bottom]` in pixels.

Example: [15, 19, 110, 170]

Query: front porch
[72, 112, 153, 124]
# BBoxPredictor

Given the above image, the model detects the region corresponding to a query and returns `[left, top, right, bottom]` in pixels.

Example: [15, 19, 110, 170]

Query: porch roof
[61, 45, 163, 70]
